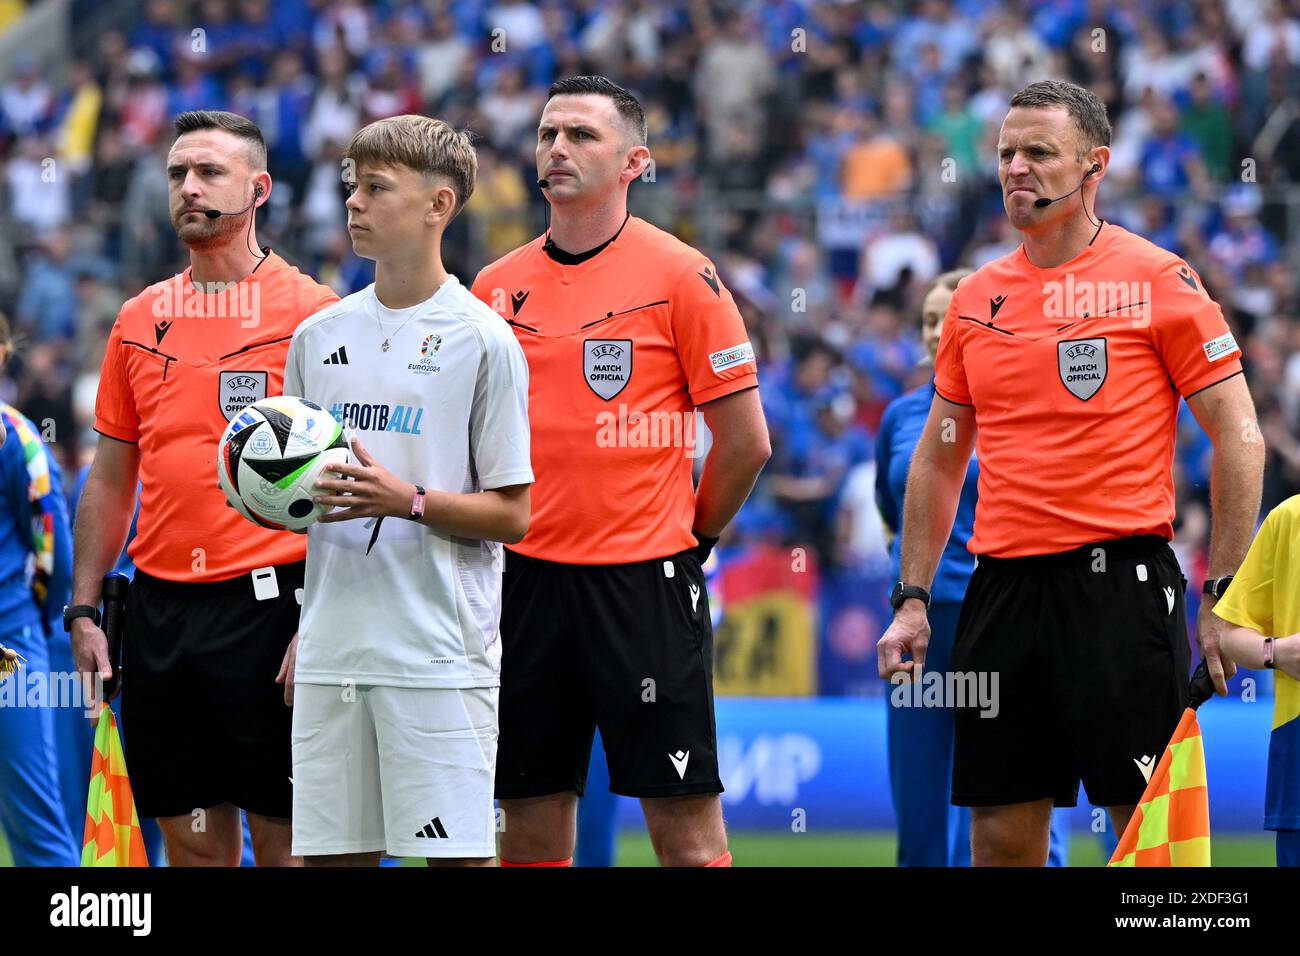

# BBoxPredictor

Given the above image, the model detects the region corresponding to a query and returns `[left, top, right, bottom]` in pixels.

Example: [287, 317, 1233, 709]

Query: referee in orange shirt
[70, 111, 338, 866]
[877, 80, 1265, 866]
[471, 76, 771, 867]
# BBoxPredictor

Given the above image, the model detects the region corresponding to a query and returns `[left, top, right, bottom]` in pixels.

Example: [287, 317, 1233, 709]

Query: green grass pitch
[4, 828, 1273, 867]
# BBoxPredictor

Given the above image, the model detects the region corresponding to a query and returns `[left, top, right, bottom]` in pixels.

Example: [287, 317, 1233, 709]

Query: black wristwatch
[890, 582, 931, 611]
[62, 604, 100, 632]
[1202, 575, 1234, 599]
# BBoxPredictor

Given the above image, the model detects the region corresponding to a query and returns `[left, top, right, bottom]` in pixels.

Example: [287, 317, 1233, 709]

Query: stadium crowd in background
[1, 0, 1299, 592]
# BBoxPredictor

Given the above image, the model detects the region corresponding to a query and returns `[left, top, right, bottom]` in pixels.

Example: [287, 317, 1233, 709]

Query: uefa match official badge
[583, 339, 632, 400]
[219, 370, 268, 421]
[1057, 337, 1107, 401]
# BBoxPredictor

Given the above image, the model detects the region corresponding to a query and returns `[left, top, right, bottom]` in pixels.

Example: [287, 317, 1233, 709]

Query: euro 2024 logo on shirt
[584, 339, 632, 400]
[1058, 337, 1107, 401]
[408, 334, 442, 375]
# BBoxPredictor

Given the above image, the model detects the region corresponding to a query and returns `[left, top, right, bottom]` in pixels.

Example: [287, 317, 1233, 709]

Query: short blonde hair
[346, 115, 477, 218]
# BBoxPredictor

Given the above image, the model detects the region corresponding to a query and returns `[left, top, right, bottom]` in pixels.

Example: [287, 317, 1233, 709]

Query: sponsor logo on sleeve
[1202, 331, 1239, 362]
[709, 342, 755, 374]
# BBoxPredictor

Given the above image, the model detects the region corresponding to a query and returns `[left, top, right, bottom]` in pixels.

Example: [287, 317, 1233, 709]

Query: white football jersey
[284, 276, 533, 688]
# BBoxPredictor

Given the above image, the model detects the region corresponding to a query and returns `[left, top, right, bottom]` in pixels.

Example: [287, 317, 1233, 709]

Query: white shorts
[290, 683, 499, 859]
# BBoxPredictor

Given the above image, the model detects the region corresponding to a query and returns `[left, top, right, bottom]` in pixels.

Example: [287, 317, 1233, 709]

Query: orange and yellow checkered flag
[81, 704, 149, 867]
[1109, 662, 1215, 867]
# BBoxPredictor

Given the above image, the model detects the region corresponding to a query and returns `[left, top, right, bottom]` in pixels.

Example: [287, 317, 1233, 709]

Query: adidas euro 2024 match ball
[218, 396, 351, 531]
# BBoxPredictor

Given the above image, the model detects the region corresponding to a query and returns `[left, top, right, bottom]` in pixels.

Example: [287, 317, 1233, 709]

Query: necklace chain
[376, 306, 420, 352]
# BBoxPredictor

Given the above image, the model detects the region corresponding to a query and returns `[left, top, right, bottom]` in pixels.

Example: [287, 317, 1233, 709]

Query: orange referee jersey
[934, 223, 1244, 558]
[471, 216, 759, 565]
[94, 252, 339, 581]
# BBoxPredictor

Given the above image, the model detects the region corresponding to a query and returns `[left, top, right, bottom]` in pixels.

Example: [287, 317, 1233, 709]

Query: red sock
[705, 851, 733, 867]
[499, 857, 573, 867]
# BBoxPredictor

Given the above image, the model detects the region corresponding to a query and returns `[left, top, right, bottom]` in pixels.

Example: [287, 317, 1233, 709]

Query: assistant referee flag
[81, 704, 149, 867]
[1108, 663, 1214, 867]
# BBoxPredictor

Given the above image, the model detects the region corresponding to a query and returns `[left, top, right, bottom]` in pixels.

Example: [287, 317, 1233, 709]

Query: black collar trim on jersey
[580, 299, 669, 329]
[1088, 219, 1106, 246]
[218, 334, 293, 361]
[543, 212, 630, 265]
[958, 315, 1015, 335]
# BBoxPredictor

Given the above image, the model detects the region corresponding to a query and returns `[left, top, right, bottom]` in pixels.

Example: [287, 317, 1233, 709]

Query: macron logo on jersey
[709, 342, 755, 374]
[698, 266, 721, 297]
[669, 750, 691, 779]
[1134, 754, 1156, 784]
[328, 401, 425, 435]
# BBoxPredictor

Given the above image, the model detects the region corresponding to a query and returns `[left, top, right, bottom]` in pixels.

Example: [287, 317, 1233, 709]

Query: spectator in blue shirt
[129, 0, 182, 74]
[1208, 187, 1280, 281]
[1138, 98, 1207, 200]
[15, 233, 79, 344]
[168, 58, 225, 120]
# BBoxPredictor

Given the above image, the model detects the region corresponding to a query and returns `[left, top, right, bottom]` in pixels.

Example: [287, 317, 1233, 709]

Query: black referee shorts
[495, 548, 723, 800]
[950, 535, 1191, 809]
[120, 562, 303, 820]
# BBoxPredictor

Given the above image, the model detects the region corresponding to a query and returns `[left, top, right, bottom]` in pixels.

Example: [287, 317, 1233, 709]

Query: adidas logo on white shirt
[415, 817, 449, 839]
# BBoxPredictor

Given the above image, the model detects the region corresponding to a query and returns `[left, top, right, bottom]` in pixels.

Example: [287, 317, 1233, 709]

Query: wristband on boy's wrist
[408, 484, 426, 521]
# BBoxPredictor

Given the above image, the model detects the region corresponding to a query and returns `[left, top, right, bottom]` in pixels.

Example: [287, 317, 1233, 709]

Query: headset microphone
[536, 178, 550, 189]
[1033, 164, 1101, 208]
[204, 183, 264, 219]
[197, 184, 268, 263]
